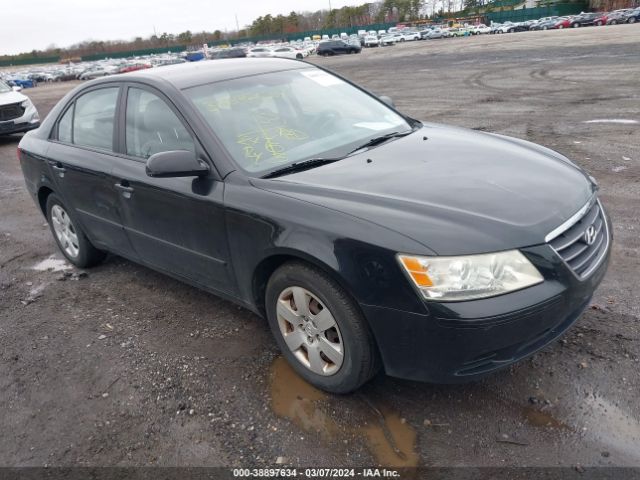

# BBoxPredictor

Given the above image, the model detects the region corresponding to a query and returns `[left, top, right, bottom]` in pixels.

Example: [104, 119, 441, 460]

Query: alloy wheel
[276, 286, 344, 376]
[51, 205, 80, 258]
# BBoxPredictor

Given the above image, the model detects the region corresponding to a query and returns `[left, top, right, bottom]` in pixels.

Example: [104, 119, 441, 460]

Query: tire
[543, 26, 548, 30]
[572, 23, 580, 28]
[296, 53, 303, 59]
[596, 21, 603, 26]
[611, 20, 617, 24]
[629, 17, 637, 23]
[46, 193, 106, 268]
[558, 24, 564, 29]
[265, 262, 380, 393]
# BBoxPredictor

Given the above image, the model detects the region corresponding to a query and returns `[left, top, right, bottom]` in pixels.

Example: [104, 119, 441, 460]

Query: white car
[364, 35, 380, 47]
[379, 35, 398, 46]
[0, 80, 40, 136]
[270, 46, 306, 59]
[247, 47, 273, 58]
[398, 31, 420, 41]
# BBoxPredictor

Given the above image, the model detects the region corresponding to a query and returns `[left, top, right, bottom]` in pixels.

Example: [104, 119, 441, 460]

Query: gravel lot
[1, 25, 639, 468]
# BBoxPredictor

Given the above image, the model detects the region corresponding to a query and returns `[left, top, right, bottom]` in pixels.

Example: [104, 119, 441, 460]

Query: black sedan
[17, 59, 611, 392]
[317, 40, 361, 56]
[569, 12, 600, 27]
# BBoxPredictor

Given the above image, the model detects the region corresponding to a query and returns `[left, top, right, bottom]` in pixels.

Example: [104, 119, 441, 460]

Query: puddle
[522, 406, 569, 430]
[32, 255, 71, 272]
[270, 357, 331, 434]
[270, 357, 419, 467]
[360, 404, 419, 467]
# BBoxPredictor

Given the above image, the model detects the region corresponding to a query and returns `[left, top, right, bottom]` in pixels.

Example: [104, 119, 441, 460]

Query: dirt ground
[1, 25, 639, 468]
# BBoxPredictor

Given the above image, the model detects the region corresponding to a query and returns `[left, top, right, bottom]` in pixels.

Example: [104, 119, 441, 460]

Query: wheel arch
[37, 185, 55, 216]
[251, 249, 355, 319]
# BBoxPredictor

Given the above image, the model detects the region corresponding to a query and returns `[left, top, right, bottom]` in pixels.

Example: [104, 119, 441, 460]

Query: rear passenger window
[57, 105, 73, 143]
[125, 88, 195, 159]
[73, 88, 119, 151]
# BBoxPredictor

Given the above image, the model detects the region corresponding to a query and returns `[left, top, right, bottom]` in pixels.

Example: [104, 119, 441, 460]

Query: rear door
[46, 84, 135, 256]
[110, 84, 234, 293]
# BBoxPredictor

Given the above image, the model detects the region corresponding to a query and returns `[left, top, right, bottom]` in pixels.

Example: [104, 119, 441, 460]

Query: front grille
[0, 102, 25, 122]
[548, 199, 608, 278]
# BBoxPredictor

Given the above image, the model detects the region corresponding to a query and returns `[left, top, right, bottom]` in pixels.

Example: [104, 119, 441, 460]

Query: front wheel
[265, 262, 380, 393]
[629, 17, 637, 23]
[572, 23, 580, 28]
[46, 194, 106, 268]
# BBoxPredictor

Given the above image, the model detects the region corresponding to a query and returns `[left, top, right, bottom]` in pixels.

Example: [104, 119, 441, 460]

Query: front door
[111, 86, 234, 294]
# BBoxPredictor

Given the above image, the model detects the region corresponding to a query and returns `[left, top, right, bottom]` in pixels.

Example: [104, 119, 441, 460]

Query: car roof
[99, 58, 310, 90]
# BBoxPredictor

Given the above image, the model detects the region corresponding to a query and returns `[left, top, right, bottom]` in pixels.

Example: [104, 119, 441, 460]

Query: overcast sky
[2, 0, 365, 55]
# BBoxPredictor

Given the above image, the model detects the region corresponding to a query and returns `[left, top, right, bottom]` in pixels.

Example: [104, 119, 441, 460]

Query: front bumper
[0, 104, 40, 135]
[0, 120, 40, 135]
[363, 239, 611, 383]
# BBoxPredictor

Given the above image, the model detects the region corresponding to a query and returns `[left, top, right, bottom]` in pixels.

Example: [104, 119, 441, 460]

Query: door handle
[48, 161, 66, 176]
[114, 182, 134, 198]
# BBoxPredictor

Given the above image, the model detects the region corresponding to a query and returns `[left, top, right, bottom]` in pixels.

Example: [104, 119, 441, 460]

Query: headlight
[398, 250, 543, 301]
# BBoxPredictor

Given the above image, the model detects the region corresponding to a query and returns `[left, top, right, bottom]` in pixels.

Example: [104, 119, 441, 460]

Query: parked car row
[493, 7, 640, 32]
[3, 7, 638, 84]
[0, 53, 186, 88]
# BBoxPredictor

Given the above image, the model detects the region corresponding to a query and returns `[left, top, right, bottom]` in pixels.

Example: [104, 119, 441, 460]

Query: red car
[593, 12, 609, 25]
[553, 17, 573, 29]
[119, 63, 151, 74]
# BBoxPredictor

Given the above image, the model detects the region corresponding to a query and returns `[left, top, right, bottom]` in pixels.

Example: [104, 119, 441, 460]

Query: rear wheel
[296, 53, 303, 59]
[46, 194, 106, 268]
[596, 21, 603, 26]
[265, 262, 380, 393]
[611, 20, 618, 24]
[572, 23, 580, 28]
[629, 17, 637, 23]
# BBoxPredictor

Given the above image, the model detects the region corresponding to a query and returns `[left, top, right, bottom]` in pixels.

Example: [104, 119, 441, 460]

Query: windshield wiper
[344, 130, 413, 156]
[262, 130, 414, 179]
[262, 157, 340, 179]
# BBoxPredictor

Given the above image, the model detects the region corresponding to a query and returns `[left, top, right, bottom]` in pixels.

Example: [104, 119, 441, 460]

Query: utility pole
[235, 14, 240, 33]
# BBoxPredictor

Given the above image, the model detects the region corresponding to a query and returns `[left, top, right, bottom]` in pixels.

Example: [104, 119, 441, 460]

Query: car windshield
[185, 68, 412, 175]
[0, 80, 12, 93]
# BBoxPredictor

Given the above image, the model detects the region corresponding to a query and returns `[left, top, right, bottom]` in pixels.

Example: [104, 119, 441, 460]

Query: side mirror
[146, 150, 210, 178]
[12, 86, 22, 92]
[379, 95, 395, 108]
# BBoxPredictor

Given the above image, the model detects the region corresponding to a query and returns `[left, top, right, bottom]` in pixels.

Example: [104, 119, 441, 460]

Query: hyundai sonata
[18, 59, 611, 392]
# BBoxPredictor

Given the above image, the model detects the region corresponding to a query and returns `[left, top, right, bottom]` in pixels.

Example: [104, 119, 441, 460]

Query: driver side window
[125, 88, 195, 159]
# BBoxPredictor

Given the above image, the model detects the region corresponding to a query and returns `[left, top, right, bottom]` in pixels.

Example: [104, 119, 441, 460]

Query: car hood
[0, 91, 26, 106]
[253, 123, 595, 256]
